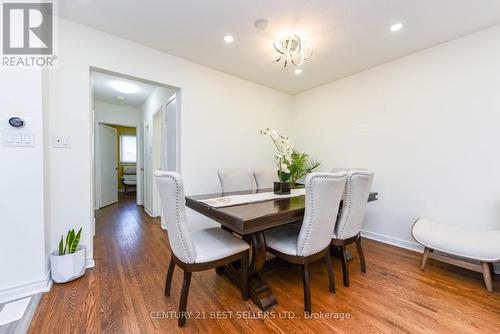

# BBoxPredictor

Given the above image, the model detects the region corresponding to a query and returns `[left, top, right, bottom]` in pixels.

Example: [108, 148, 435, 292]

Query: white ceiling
[92, 71, 158, 107]
[63, 1, 500, 94]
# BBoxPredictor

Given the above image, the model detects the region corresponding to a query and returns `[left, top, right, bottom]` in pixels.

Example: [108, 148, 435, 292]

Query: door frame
[136, 122, 145, 207]
[150, 106, 164, 217]
[89, 66, 182, 266]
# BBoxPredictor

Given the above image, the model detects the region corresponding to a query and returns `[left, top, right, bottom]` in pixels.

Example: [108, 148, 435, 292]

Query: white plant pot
[50, 245, 86, 283]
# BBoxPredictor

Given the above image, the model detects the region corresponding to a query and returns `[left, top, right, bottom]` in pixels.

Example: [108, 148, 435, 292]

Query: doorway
[90, 68, 181, 243]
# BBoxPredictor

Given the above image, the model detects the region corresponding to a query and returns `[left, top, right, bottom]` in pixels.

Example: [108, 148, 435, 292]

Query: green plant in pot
[289, 150, 321, 187]
[50, 228, 86, 283]
[261, 129, 320, 193]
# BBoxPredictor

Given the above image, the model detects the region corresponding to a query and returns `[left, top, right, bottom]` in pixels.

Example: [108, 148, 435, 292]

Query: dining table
[185, 188, 378, 311]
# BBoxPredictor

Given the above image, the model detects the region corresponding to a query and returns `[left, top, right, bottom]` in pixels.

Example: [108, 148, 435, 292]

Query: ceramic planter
[50, 245, 86, 283]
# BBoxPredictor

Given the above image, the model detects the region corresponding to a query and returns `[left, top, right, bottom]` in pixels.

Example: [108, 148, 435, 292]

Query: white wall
[94, 100, 141, 127]
[0, 71, 50, 303]
[291, 25, 500, 250]
[45, 18, 291, 266]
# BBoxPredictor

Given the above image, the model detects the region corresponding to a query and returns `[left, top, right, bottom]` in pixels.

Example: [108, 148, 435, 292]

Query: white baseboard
[361, 229, 423, 253]
[86, 258, 95, 268]
[0, 272, 52, 305]
[361, 229, 500, 274]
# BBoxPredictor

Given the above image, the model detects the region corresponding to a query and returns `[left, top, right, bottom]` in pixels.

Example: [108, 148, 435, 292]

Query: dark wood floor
[29, 195, 500, 333]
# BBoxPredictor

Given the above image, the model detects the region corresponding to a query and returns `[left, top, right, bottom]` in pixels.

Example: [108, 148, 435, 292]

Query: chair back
[254, 168, 278, 190]
[217, 168, 255, 193]
[154, 171, 196, 263]
[297, 172, 347, 256]
[334, 170, 374, 240]
[123, 166, 136, 175]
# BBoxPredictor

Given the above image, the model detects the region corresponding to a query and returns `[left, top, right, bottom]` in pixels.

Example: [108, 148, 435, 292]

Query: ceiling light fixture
[294, 68, 302, 75]
[224, 35, 234, 44]
[272, 34, 313, 68]
[110, 81, 139, 94]
[390, 23, 403, 32]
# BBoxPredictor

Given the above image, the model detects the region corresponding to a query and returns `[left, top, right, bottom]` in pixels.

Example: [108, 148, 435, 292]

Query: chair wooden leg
[355, 237, 366, 273]
[178, 271, 192, 327]
[325, 253, 335, 293]
[420, 248, 432, 271]
[165, 258, 175, 296]
[302, 262, 311, 314]
[481, 261, 494, 292]
[241, 251, 249, 300]
[339, 246, 350, 287]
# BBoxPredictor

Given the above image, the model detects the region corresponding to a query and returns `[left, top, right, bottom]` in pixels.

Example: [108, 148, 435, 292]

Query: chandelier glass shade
[272, 34, 313, 68]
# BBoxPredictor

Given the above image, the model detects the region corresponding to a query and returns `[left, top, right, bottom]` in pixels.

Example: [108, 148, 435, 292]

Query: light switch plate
[52, 135, 71, 148]
[2, 131, 34, 147]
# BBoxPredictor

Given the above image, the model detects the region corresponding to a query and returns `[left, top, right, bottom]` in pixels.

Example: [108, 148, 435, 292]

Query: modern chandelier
[272, 34, 313, 68]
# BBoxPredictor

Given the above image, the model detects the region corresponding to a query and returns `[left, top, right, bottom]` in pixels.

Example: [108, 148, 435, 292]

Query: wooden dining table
[186, 188, 378, 311]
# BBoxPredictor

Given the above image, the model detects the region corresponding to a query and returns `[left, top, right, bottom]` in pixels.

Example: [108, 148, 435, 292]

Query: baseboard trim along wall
[0, 273, 52, 305]
[86, 258, 95, 268]
[361, 229, 500, 274]
[361, 229, 423, 252]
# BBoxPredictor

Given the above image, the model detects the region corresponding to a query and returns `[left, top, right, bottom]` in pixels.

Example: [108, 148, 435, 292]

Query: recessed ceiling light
[390, 23, 403, 32]
[294, 68, 302, 75]
[110, 81, 139, 94]
[116, 96, 125, 101]
[224, 35, 234, 44]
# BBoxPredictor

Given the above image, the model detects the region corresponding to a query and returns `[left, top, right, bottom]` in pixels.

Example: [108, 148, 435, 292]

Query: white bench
[412, 218, 500, 292]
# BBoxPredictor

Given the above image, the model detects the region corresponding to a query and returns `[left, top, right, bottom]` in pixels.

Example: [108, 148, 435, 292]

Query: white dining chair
[331, 169, 374, 287]
[253, 168, 278, 190]
[264, 172, 347, 313]
[217, 168, 255, 193]
[154, 171, 250, 327]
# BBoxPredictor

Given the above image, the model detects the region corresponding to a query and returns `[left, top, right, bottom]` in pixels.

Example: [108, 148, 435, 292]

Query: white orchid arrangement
[260, 128, 294, 182]
[261, 128, 321, 185]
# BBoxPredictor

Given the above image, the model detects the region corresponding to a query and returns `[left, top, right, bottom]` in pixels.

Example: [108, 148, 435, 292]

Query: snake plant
[58, 228, 82, 256]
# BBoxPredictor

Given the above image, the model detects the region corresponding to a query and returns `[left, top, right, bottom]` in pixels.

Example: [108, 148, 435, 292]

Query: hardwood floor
[29, 195, 500, 333]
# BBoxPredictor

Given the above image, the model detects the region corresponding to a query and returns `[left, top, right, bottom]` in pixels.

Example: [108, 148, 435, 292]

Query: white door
[137, 123, 145, 206]
[152, 110, 163, 217]
[165, 97, 178, 171]
[144, 123, 152, 214]
[99, 124, 118, 208]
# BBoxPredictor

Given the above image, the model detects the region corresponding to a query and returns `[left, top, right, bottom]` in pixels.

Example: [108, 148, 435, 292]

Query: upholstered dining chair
[331, 169, 374, 287]
[155, 171, 250, 327]
[264, 172, 347, 313]
[254, 168, 278, 190]
[217, 168, 255, 193]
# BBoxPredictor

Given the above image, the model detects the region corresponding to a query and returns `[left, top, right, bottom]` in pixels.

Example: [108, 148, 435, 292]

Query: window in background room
[120, 135, 137, 163]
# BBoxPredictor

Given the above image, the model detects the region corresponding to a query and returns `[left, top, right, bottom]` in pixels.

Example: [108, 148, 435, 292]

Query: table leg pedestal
[218, 232, 277, 311]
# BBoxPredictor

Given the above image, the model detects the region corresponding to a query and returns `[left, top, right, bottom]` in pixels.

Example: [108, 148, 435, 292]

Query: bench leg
[481, 261, 494, 292]
[420, 248, 432, 271]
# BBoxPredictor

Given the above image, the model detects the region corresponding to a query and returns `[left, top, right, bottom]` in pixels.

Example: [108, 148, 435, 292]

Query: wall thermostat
[8, 117, 25, 128]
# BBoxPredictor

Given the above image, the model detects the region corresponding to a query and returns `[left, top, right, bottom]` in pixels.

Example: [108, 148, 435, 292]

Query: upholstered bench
[412, 218, 500, 292]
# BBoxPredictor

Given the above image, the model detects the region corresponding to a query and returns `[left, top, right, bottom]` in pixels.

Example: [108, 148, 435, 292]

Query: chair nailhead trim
[298, 175, 334, 256]
[338, 174, 353, 239]
[164, 174, 194, 263]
